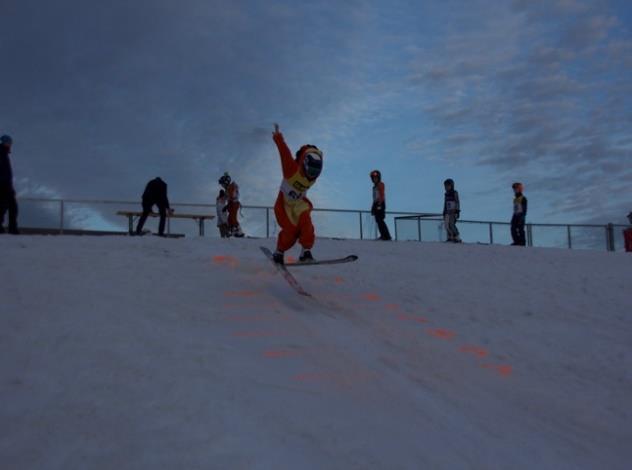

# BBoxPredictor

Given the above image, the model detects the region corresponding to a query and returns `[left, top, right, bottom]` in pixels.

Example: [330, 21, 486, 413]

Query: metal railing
[394, 215, 629, 252]
[11, 197, 630, 252]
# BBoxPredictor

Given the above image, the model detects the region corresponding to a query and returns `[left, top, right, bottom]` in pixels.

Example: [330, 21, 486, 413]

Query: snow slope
[1, 236, 631, 470]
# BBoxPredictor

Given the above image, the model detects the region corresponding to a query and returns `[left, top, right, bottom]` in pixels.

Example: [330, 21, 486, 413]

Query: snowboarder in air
[271, 123, 323, 264]
[511, 182, 528, 246]
[443, 178, 461, 243]
[370, 170, 391, 240]
[218, 172, 244, 237]
[135, 177, 173, 236]
[216, 189, 229, 238]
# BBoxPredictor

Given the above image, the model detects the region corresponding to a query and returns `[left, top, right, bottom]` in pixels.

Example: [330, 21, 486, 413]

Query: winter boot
[299, 249, 314, 263]
[272, 250, 284, 265]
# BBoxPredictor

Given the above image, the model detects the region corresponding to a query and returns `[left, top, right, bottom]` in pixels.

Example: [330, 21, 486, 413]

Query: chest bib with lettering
[280, 171, 314, 205]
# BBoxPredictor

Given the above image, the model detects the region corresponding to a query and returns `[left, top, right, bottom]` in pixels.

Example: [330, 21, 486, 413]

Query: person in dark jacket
[443, 178, 461, 243]
[0, 134, 19, 235]
[511, 182, 528, 246]
[135, 177, 173, 236]
[370, 170, 392, 241]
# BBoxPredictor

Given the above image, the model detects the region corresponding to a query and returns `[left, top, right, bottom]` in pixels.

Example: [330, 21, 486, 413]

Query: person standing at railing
[270, 123, 323, 264]
[0, 135, 19, 235]
[370, 170, 392, 241]
[135, 177, 174, 236]
[443, 178, 461, 243]
[216, 189, 229, 238]
[511, 182, 528, 246]
[218, 172, 244, 238]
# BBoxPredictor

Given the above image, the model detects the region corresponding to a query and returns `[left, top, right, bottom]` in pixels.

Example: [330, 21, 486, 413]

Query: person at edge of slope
[0, 134, 19, 235]
[442, 178, 461, 243]
[511, 182, 528, 246]
[370, 170, 392, 241]
[218, 172, 244, 238]
[271, 123, 323, 264]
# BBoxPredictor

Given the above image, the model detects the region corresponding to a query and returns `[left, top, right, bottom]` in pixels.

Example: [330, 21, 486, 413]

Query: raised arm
[272, 123, 297, 178]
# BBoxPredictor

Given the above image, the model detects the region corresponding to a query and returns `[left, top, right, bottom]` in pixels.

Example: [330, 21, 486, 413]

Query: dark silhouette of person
[0, 134, 19, 235]
[511, 182, 528, 246]
[370, 170, 391, 241]
[135, 177, 173, 236]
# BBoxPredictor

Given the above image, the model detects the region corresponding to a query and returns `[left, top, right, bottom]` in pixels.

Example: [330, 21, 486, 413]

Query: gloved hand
[374, 203, 383, 212]
[168, 208, 175, 215]
[456, 211, 460, 220]
[222, 205, 228, 213]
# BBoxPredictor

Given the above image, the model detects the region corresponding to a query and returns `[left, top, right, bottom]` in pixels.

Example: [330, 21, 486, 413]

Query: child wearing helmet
[271, 123, 323, 264]
[218, 172, 244, 237]
[370, 170, 392, 241]
[443, 178, 461, 243]
[511, 182, 528, 246]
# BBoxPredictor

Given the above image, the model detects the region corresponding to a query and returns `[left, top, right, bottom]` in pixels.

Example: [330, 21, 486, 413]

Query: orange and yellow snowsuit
[273, 132, 319, 252]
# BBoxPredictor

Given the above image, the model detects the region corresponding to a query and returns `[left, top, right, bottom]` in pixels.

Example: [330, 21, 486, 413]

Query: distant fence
[13, 197, 630, 252]
[394, 215, 629, 252]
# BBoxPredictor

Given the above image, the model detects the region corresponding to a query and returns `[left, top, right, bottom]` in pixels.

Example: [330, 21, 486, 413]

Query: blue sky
[1, 0, 631, 226]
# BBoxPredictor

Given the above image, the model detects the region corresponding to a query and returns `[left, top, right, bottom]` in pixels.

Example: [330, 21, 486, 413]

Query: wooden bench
[117, 211, 215, 236]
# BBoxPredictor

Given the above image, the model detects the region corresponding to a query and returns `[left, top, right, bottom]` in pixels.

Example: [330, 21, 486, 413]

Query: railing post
[266, 208, 270, 238]
[417, 217, 422, 241]
[488, 222, 493, 244]
[606, 223, 615, 251]
[59, 200, 65, 234]
[527, 224, 533, 247]
[567, 225, 572, 249]
[359, 211, 363, 240]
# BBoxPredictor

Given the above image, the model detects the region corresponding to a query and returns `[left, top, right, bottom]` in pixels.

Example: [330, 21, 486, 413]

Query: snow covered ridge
[1, 236, 631, 470]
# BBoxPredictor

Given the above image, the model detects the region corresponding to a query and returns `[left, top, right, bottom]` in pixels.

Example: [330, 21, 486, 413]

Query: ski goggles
[303, 153, 323, 179]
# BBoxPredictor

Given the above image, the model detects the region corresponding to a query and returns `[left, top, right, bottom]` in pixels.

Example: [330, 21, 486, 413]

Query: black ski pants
[372, 204, 391, 240]
[0, 186, 19, 234]
[136, 199, 168, 235]
[511, 214, 526, 246]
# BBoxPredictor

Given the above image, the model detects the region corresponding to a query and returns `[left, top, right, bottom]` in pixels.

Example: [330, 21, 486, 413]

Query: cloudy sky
[1, 0, 631, 226]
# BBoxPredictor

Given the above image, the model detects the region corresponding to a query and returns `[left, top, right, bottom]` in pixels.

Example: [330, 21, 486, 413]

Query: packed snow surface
[1, 236, 631, 469]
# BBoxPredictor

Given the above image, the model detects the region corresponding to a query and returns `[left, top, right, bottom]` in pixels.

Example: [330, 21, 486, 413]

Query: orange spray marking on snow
[361, 293, 381, 302]
[426, 328, 456, 340]
[396, 313, 429, 324]
[213, 255, 239, 268]
[459, 345, 489, 358]
[482, 364, 513, 377]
